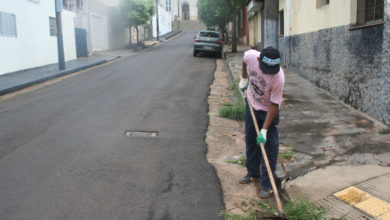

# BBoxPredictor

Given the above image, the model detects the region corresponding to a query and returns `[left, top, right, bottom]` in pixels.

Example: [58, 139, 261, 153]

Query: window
[357, 0, 384, 25]
[316, 0, 329, 8]
[165, 0, 171, 11]
[76, 0, 83, 9]
[279, 10, 284, 37]
[0, 11, 17, 38]
[49, 17, 57, 36]
[182, 3, 189, 20]
[63, 0, 74, 11]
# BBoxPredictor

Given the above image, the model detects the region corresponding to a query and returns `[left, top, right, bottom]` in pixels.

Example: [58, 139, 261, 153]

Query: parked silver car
[193, 31, 223, 58]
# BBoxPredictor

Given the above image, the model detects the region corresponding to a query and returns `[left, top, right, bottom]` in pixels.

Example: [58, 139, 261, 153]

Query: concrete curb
[0, 56, 120, 96]
[164, 30, 182, 40]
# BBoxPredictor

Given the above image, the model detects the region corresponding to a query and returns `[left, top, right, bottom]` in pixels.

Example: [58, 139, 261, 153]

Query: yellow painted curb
[334, 186, 390, 218]
[378, 211, 390, 220]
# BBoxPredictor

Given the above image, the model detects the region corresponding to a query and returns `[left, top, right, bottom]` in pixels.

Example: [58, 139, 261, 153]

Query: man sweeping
[238, 47, 285, 199]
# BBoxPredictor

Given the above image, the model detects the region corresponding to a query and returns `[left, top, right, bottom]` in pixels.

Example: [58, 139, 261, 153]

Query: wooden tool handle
[247, 102, 284, 215]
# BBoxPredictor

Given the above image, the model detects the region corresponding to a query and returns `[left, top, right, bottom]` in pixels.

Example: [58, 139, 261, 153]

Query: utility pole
[156, 0, 160, 41]
[55, 0, 65, 70]
[263, 0, 279, 49]
[177, 0, 180, 30]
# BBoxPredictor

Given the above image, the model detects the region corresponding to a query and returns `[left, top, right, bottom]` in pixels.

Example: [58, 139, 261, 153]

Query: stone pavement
[223, 46, 390, 219]
[0, 30, 182, 96]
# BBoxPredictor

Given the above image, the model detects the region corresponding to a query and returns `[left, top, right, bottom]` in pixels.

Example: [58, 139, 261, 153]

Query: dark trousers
[244, 100, 279, 190]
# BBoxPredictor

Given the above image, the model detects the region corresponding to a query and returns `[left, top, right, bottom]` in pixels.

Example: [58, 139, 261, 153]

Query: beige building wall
[248, 14, 261, 48]
[285, 0, 356, 36]
[249, 17, 255, 47]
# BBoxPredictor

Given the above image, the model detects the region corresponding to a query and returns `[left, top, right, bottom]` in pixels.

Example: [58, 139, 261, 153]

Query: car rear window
[199, 32, 219, 38]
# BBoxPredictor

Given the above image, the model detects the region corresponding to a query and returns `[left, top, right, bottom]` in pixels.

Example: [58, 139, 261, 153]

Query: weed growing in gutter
[225, 156, 246, 167]
[379, 128, 390, 134]
[222, 199, 329, 220]
[219, 102, 245, 121]
[220, 77, 245, 121]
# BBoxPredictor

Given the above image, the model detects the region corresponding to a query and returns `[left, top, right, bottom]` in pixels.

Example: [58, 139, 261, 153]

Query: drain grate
[125, 130, 158, 137]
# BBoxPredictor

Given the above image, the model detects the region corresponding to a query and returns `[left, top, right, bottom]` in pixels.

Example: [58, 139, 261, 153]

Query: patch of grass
[284, 199, 327, 220]
[279, 151, 294, 159]
[225, 156, 246, 166]
[279, 147, 295, 160]
[220, 102, 234, 107]
[379, 128, 390, 134]
[251, 199, 327, 220]
[223, 199, 328, 220]
[220, 211, 257, 220]
[227, 77, 242, 99]
[219, 102, 245, 121]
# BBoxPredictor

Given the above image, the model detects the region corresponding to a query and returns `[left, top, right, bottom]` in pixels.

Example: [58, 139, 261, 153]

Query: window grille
[63, 0, 75, 11]
[357, 0, 384, 25]
[76, 0, 83, 9]
[0, 11, 17, 38]
[49, 17, 57, 36]
[166, 0, 171, 11]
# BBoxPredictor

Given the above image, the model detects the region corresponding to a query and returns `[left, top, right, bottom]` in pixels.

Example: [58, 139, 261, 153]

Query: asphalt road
[0, 31, 224, 220]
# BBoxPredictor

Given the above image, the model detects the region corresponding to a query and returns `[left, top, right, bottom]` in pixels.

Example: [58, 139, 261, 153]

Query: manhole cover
[125, 131, 158, 137]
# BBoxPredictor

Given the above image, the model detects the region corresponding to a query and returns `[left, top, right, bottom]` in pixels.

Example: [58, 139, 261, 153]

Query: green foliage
[379, 128, 390, 134]
[279, 147, 295, 159]
[223, 199, 328, 220]
[279, 151, 294, 159]
[220, 102, 234, 107]
[225, 156, 246, 166]
[224, 0, 247, 11]
[197, 0, 232, 30]
[220, 211, 257, 220]
[119, 0, 155, 27]
[219, 102, 245, 121]
[254, 199, 327, 220]
[284, 199, 327, 220]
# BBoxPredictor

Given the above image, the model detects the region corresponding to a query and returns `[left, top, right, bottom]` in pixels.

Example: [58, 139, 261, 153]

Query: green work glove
[239, 77, 248, 92]
[256, 129, 267, 145]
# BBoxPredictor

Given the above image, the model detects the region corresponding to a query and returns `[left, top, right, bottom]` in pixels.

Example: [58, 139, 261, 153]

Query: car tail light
[194, 38, 201, 42]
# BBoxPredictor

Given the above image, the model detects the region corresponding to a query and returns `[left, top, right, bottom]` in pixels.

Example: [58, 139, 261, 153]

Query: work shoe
[239, 175, 259, 184]
[258, 188, 273, 199]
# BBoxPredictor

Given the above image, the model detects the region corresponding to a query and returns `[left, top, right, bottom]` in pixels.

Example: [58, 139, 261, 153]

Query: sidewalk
[0, 30, 182, 96]
[223, 46, 390, 219]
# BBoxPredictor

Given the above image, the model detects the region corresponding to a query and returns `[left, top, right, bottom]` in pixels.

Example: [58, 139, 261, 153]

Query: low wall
[280, 16, 390, 125]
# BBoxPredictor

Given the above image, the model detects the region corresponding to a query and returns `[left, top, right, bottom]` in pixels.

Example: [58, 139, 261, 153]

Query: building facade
[62, 0, 129, 55]
[247, 0, 263, 49]
[279, 0, 390, 124]
[152, 4, 172, 37]
[0, 0, 76, 75]
[160, 0, 198, 21]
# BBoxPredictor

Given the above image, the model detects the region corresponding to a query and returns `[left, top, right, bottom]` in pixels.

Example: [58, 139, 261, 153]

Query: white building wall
[62, 10, 77, 61]
[152, 5, 172, 37]
[0, 0, 76, 75]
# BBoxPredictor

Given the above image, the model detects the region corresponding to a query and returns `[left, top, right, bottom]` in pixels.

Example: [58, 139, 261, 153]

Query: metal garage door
[91, 14, 107, 51]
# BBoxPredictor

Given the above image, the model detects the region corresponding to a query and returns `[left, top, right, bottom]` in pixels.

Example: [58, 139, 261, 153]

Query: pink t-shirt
[243, 49, 285, 111]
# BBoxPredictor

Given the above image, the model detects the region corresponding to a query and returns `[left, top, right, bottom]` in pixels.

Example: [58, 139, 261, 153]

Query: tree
[197, 0, 232, 40]
[224, 0, 246, 52]
[119, 0, 155, 48]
